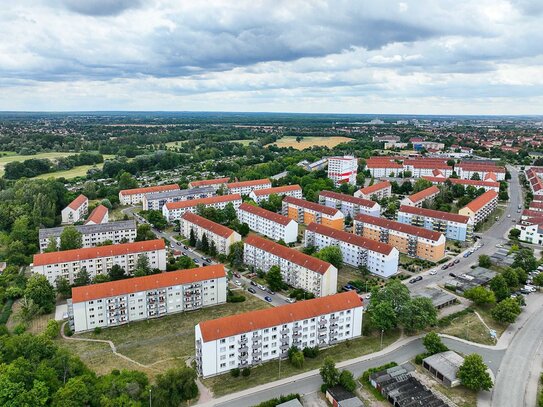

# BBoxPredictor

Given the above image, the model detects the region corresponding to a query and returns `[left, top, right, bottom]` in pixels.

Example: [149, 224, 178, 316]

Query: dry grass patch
[267, 136, 353, 150]
[439, 311, 495, 345]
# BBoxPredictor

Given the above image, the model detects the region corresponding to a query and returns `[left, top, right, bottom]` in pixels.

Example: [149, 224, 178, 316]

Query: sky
[0, 0, 542, 114]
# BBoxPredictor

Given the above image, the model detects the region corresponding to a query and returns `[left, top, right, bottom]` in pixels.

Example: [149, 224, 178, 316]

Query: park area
[266, 136, 353, 150]
[0, 151, 74, 176]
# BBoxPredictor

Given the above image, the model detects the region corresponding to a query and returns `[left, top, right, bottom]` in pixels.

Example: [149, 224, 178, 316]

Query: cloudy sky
[1, 0, 542, 114]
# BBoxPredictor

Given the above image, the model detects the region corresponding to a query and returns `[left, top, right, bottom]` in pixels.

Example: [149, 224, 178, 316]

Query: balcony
[280, 344, 289, 351]
[239, 346, 248, 353]
[280, 328, 289, 335]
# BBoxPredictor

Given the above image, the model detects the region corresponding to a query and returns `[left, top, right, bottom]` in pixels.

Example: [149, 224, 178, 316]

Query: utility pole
[279, 355, 281, 379]
[149, 388, 152, 407]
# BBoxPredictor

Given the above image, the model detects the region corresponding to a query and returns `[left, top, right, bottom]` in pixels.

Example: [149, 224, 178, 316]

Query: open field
[6, 299, 55, 334]
[266, 136, 353, 150]
[58, 295, 271, 377]
[165, 141, 188, 149]
[0, 151, 74, 176]
[438, 309, 499, 345]
[229, 139, 254, 146]
[203, 329, 401, 397]
[33, 164, 100, 179]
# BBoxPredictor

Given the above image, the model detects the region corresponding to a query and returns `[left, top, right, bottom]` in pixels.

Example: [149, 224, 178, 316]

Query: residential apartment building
[298, 158, 328, 172]
[318, 190, 380, 218]
[119, 184, 180, 205]
[458, 190, 499, 225]
[142, 186, 215, 211]
[237, 203, 298, 243]
[180, 212, 241, 255]
[365, 159, 403, 178]
[32, 239, 167, 285]
[162, 194, 242, 222]
[188, 177, 230, 190]
[456, 163, 506, 181]
[195, 291, 363, 377]
[327, 156, 358, 186]
[85, 205, 108, 225]
[422, 176, 500, 192]
[61, 194, 88, 224]
[38, 220, 137, 252]
[515, 215, 543, 244]
[400, 186, 440, 207]
[249, 184, 303, 204]
[282, 196, 344, 230]
[305, 223, 399, 277]
[69, 265, 227, 333]
[397, 205, 473, 242]
[243, 235, 337, 297]
[403, 160, 453, 178]
[226, 179, 272, 195]
[526, 167, 543, 197]
[353, 214, 446, 262]
[354, 181, 391, 200]
[364, 157, 453, 179]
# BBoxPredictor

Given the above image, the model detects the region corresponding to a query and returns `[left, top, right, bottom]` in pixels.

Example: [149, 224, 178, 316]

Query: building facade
[243, 234, 337, 297]
[354, 181, 392, 201]
[180, 212, 241, 255]
[84, 204, 109, 225]
[282, 196, 344, 230]
[61, 194, 88, 224]
[458, 190, 499, 225]
[327, 156, 358, 186]
[226, 179, 272, 195]
[456, 163, 506, 181]
[249, 184, 302, 203]
[237, 203, 298, 243]
[162, 194, 242, 222]
[142, 186, 215, 211]
[119, 184, 180, 205]
[188, 177, 230, 190]
[318, 190, 380, 218]
[422, 176, 500, 192]
[69, 265, 227, 332]
[195, 291, 363, 377]
[400, 185, 440, 207]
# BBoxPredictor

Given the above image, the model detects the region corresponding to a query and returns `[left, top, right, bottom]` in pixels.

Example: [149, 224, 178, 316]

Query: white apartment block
[327, 156, 358, 186]
[249, 184, 302, 204]
[61, 194, 88, 224]
[142, 186, 215, 211]
[403, 162, 454, 178]
[195, 291, 363, 377]
[355, 181, 392, 201]
[119, 184, 180, 205]
[243, 234, 337, 297]
[400, 186, 440, 208]
[226, 179, 272, 195]
[458, 190, 499, 226]
[32, 239, 167, 285]
[162, 194, 242, 222]
[84, 205, 109, 225]
[237, 203, 298, 243]
[457, 164, 506, 181]
[188, 177, 230, 190]
[38, 220, 137, 252]
[180, 212, 241, 255]
[304, 223, 399, 278]
[69, 265, 227, 333]
[318, 190, 381, 218]
[366, 161, 404, 178]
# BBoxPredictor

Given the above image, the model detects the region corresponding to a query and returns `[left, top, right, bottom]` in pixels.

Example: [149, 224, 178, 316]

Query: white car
[234, 280, 242, 287]
[429, 269, 437, 275]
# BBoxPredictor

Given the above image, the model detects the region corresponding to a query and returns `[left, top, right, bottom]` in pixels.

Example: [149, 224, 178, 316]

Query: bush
[253, 394, 300, 407]
[13, 323, 27, 335]
[415, 352, 431, 365]
[43, 319, 60, 340]
[303, 346, 319, 358]
[437, 307, 474, 327]
[94, 327, 102, 335]
[227, 291, 246, 303]
[230, 368, 240, 378]
[242, 367, 251, 377]
[291, 351, 305, 369]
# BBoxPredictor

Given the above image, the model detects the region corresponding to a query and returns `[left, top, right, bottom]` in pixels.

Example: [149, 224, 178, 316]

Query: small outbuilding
[276, 398, 303, 407]
[325, 385, 365, 407]
[422, 350, 465, 388]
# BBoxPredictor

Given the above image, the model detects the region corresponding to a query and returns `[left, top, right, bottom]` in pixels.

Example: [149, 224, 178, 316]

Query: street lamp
[380, 329, 384, 350]
[149, 388, 152, 407]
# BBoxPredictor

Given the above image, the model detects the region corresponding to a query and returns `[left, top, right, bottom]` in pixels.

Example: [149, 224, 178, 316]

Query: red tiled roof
[33, 239, 165, 266]
[522, 209, 543, 219]
[405, 186, 440, 204]
[119, 184, 180, 197]
[252, 184, 302, 196]
[227, 178, 271, 189]
[421, 177, 499, 189]
[403, 160, 451, 169]
[458, 163, 505, 173]
[283, 196, 342, 217]
[484, 172, 497, 181]
[238, 203, 293, 226]
[398, 205, 471, 224]
[181, 212, 236, 239]
[85, 205, 108, 224]
[245, 234, 333, 275]
[464, 190, 498, 212]
[72, 265, 225, 303]
[529, 201, 543, 210]
[366, 161, 403, 169]
[188, 177, 230, 188]
[164, 194, 241, 210]
[319, 190, 377, 208]
[306, 222, 394, 255]
[199, 291, 361, 342]
[354, 213, 443, 242]
[68, 194, 87, 210]
[358, 181, 391, 196]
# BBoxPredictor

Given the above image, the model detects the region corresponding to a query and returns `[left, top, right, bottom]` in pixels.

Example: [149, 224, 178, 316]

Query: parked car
[193, 258, 199, 263]
[409, 276, 423, 284]
[429, 269, 437, 275]
[234, 272, 241, 278]
[250, 280, 257, 286]
[234, 280, 242, 287]
[442, 264, 449, 270]
[463, 252, 471, 258]
[454, 259, 460, 265]
[202, 262, 209, 266]
[285, 298, 296, 303]
[264, 296, 273, 303]
[258, 284, 266, 291]
[267, 289, 275, 295]
[449, 272, 457, 278]
[248, 287, 256, 294]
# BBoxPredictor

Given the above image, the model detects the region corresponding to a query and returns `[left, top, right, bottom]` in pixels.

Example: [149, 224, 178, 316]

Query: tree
[45, 237, 58, 253]
[152, 367, 199, 406]
[499, 191, 509, 201]
[370, 301, 397, 331]
[291, 351, 305, 368]
[502, 268, 519, 288]
[73, 268, 91, 287]
[315, 246, 343, 269]
[512, 248, 537, 272]
[339, 370, 357, 392]
[93, 274, 110, 284]
[458, 354, 493, 391]
[146, 210, 167, 230]
[201, 233, 210, 254]
[209, 241, 218, 257]
[55, 277, 72, 299]
[470, 172, 481, 181]
[108, 264, 127, 281]
[413, 178, 433, 193]
[371, 279, 411, 313]
[227, 241, 244, 268]
[320, 357, 340, 388]
[491, 297, 521, 323]
[423, 332, 448, 355]
[464, 286, 496, 305]
[489, 275, 510, 302]
[478, 255, 492, 268]
[59, 226, 83, 251]
[189, 228, 197, 246]
[135, 223, 155, 241]
[400, 297, 437, 332]
[25, 274, 56, 314]
[134, 255, 151, 277]
[509, 228, 521, 240]
[533, 273, 543, 288]
[118, 171, 138, 190]
[238, 222, 250, 237]
[266, 266, 284, 291]
[223, 202, 237, 224]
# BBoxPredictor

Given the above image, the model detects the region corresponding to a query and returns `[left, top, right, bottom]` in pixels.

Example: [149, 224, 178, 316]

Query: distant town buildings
[188, 177, 230, 190]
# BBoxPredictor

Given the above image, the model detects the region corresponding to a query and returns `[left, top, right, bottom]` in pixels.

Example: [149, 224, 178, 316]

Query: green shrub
[94, 327, 102, 335]
[230, 368, 240, 377]
[242, 367, 251, 377]
[253, 394, 300, 407]
[303, 346, 319, 358]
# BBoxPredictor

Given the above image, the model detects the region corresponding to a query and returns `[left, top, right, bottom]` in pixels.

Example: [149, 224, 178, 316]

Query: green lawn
[0, 151, 75, 176]
[229, 139, 255, 146]
[202, 329, 401, 397]
[475, 205, 506, 233]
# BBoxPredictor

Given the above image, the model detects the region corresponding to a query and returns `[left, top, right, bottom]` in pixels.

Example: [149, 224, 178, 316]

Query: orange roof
[354, 213, 443, 242]
[358, 181, 391, 196]
[319, 190, 377, 208]
[404, 161, 451, 169]
[198, 291, 362, 342]
[366, 161, 403, 169]
[458, 163, 505, 173]
[68, 194, 88, 210]
[421, 177, 500, 188]
[164, 194, 241, 210]
[283, 196, 342, 217]
[306, 222, 394, 255]
[484, 172, 497, 181]
[227, 178, 271, 189]
[33, 239, 165, 266]
[181, 212, 236, 239]
[463, 190, 498, 212]
[245, 234, 333, 275]
[399, 205, 471, 224]
[72, 265, 225, 303]
[85, 205, 108, 224]
[405, 186, 440, 204]
[119, 184, 180, 197]
[188, 177, 230, 188]
[252, 184, 302, 196]
[238, 203, 293, 226]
